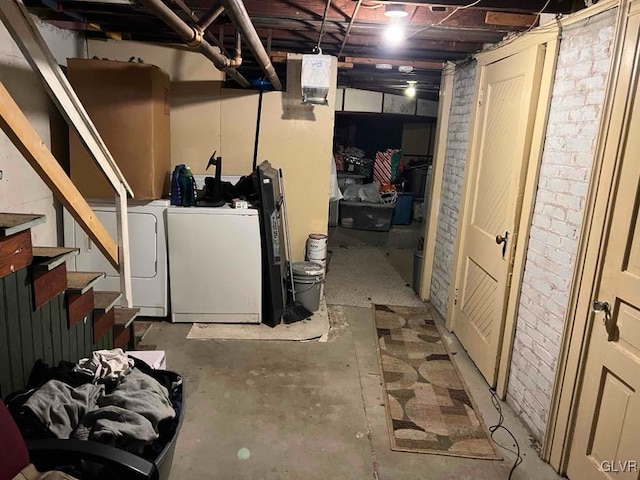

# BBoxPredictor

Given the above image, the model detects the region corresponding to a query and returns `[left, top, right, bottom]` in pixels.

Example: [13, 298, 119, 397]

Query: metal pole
[316, 0, 332, 50]
[337, 0, 362, 59]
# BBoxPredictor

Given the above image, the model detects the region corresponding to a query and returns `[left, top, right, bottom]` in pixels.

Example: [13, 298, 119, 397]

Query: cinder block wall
[430, 62, 476, 317]
[506, 9, 617, 440]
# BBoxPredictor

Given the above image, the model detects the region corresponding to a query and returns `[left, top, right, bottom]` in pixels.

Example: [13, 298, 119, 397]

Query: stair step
[32, 247, 79, 271]
[114, 307, 140, 329]
[66, 271, 105, 294]
[113, 325, 131, 349]
[134, 321, 153, 343]
[0, 213, 45, 237]
[93, 307, 115, 343]
[33, 263, 67, 310]
[67, 289, 94, 328]
[0, 230, 32, 280]
[94, 291, 122, 312]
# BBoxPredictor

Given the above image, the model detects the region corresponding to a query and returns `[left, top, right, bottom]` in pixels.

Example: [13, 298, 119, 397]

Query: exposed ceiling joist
[24, 0, 587, 93]
[344, 57, 444, 69]
[361, 0, 577, 14]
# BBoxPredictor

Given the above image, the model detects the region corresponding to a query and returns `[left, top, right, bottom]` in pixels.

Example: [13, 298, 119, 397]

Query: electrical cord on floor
[488, 388, 522, 480]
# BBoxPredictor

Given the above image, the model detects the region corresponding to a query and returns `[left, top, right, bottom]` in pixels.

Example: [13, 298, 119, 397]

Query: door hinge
[507, 273, 513, 288]
[454, 288, 459, 306]
[478, 87, 484, 107]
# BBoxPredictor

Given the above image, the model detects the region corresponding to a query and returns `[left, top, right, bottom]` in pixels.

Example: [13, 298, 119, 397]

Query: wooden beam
[344, 57, 444, 70]
[485, 12, 537, 27]
[269, 53, 353, 68]
[0, 82, 119, 269]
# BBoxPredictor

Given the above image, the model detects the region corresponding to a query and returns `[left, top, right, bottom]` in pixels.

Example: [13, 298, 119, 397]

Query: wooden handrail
[0, 0, 134, 306]
[0, 0, 132, 197]
[0, 82, 119, 270]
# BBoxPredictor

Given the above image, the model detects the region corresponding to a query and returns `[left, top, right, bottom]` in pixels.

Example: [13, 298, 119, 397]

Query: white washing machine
[167, 205, 262, 323]
[63, 199, 170, 317]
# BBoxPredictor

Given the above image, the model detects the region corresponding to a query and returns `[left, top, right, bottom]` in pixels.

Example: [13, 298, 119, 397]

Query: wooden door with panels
[451, 45, 545, 385]
[567, 7, 640, 479]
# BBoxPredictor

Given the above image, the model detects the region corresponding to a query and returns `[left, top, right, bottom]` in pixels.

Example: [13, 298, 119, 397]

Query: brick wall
[506, 9, 616, 441]
[430, 62, 476, 317]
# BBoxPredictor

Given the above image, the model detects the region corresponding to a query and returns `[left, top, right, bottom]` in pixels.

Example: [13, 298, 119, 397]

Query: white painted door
[567, 10, 640, 479]
[452, 45, 545, 385]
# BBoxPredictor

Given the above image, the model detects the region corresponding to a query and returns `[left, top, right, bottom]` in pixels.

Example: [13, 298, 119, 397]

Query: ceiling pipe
[220, 0, 282, 90]
[170, 0, 234, 61]
[234, 31, 242, 58]
[337, 0, 363, 59]
[172, 0, 242, 66]
[197, 3, 224, 31]
[138, 0, 249, 86]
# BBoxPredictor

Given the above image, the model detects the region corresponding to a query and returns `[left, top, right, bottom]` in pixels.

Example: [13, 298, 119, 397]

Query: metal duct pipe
[220, 0, 282, 90]
[138, 0, 249, 86]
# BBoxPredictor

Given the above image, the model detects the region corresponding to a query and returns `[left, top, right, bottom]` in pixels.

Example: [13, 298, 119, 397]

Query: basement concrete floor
[140, 245, 562, 480]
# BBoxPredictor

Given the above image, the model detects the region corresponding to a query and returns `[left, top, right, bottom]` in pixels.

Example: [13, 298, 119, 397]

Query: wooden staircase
[0, 213, 140, 396]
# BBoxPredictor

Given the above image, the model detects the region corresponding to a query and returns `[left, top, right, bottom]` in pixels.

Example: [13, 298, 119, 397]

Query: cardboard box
[68, 59, 171, 200]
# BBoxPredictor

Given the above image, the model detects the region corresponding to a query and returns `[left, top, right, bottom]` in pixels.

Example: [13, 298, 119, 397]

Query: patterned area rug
[374, 304, 500, 459]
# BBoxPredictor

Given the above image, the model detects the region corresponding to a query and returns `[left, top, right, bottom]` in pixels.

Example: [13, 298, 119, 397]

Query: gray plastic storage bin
[339, 201, 395, 231]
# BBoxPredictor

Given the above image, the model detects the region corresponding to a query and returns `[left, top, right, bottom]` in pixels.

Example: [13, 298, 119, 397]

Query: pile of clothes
[5, 349, 182, 460]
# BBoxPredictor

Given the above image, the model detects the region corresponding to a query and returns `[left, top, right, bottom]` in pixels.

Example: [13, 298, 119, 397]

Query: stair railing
[0, 0, 133, 307]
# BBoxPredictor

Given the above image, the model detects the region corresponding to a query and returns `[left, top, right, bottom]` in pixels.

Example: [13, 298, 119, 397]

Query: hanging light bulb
[405, 80, 417, 98]
[384, 4, 408, 18]
[383, 23, 405, 45]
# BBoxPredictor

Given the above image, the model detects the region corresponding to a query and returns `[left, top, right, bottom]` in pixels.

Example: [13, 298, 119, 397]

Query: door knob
[593, 300, 618, 341]
[495, 231, 509, 258]
[592, 300, 610, 315]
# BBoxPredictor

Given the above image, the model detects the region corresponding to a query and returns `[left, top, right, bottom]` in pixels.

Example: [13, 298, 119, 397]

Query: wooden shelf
[66, 271, 105, 294]
[94, 291, 122, 312]
[0, 213, 45, 237]
[32, 246, 79, 271]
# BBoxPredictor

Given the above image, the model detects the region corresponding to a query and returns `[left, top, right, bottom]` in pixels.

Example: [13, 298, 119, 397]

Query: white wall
[0, 18, 85, 245]
[429, 62, 476, 317]
[506, 8, 616, 441]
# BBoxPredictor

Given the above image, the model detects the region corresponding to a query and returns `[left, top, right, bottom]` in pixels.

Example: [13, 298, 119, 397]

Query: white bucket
[306, 234, 328, 262]
[292, 262, 325, 312]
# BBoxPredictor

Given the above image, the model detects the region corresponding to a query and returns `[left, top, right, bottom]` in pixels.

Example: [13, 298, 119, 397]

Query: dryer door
[75, 209, 158, 279]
